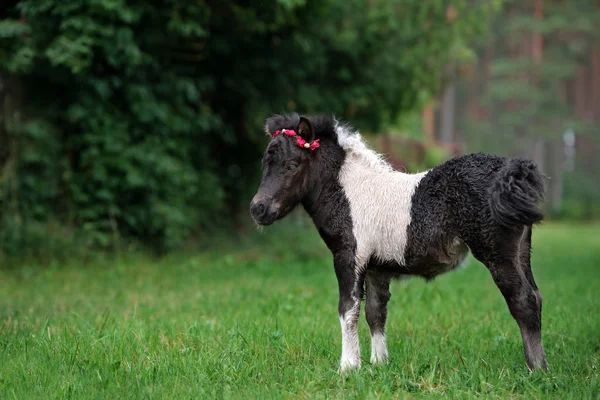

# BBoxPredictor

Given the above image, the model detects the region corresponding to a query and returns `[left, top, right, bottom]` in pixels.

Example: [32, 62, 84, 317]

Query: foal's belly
[370, 237, 470, 280]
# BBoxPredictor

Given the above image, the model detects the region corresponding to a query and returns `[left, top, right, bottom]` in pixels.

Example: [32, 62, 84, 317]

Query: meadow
[1, 220, 598, 399]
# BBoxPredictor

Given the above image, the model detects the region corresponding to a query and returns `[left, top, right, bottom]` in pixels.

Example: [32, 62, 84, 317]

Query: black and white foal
[250, 114, 548, 372]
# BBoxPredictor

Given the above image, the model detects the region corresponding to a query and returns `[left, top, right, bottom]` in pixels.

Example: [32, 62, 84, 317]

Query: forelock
[265, 114, 300, 136]
[265, 113, 336, 140]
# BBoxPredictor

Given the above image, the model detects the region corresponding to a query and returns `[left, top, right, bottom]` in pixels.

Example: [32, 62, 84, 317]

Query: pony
[250, 114, 548, 372]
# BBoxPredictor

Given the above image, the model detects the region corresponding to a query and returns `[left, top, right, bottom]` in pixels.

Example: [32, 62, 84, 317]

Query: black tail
[489, 158, 546, 228]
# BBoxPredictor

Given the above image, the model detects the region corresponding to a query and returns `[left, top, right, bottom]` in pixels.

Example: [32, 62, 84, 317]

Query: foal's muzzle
[250, 196, 279, 225]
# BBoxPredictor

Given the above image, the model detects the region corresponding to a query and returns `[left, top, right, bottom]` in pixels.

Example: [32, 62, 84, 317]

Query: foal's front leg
[334, 255, 366, 371]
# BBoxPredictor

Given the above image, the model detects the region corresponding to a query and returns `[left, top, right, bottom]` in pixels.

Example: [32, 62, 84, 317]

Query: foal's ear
[296, 116, 315, 142]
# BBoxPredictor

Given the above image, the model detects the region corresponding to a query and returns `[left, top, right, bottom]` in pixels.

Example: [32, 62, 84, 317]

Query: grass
[1, 220, 599, 399]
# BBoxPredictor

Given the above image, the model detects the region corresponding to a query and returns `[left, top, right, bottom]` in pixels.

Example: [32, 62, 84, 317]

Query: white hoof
[370, 353, 388, 364]
[370, 333, 388, 364]
[339, 358, 361, 373]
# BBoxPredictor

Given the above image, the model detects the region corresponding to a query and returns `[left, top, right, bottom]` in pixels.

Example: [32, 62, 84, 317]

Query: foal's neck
[301, 143, 346, 220]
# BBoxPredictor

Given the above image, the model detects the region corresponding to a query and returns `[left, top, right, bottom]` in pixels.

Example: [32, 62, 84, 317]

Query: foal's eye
[287, 163, 298, 171]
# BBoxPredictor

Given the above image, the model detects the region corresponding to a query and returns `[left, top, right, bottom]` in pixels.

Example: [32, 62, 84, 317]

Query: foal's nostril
[250, 199, 278, 225]
[250, 200, 268, 219]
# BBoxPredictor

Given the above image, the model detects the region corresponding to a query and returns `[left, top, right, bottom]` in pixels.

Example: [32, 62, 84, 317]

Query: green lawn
[1, 221, 599, 399]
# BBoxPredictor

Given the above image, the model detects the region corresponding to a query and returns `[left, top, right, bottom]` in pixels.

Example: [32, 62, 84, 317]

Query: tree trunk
[545, 140, 564, 212]
[575, 67, 587, 118]
[593, 47, 600, 122]
[422, 101, 435, 143]
[440, 81, 456, 144]
[532, 0, 543, 64]
[0, 76, 22, 224]
[532, 138, 545, 175]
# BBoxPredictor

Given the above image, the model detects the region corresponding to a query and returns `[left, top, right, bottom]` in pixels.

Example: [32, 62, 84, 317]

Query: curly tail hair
[489, 159, 546, 228]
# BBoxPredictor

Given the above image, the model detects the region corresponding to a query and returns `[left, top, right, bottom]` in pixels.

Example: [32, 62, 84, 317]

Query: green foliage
[1, 1, 222, 253]
[0, 222, 599, 398]
[423, 146, 453, 170]
[0, 0, 499, 255]
[472, 0, 600, 146]
[462, 0, 600, 217]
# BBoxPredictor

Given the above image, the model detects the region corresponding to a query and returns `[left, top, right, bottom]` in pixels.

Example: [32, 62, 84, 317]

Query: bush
[0, 1, 499, 257]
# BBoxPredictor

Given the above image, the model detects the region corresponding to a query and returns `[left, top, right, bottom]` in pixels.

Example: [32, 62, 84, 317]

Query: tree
[0, 0, 500, 256]
[459, 0, 600, 215]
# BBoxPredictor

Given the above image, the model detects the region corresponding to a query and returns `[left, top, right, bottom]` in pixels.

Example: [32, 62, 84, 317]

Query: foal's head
[250, 114, 326, 226]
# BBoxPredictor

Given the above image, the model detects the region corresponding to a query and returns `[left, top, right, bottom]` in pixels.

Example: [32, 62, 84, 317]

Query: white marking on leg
[339, 311, 360, 371]
[370, 332, 388, 364]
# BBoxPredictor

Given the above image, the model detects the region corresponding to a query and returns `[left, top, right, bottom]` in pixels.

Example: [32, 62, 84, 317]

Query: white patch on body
[370, 332, 388, 364]
[339, 311, 361, 371]
[336, 122, 428, 270]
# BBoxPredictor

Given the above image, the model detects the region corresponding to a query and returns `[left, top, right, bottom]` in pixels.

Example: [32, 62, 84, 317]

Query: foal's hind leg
[484, 228, 548, 371]
[365, 271, 391, 364]
[516, 226, 548, 370]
